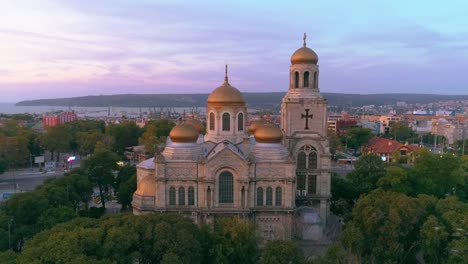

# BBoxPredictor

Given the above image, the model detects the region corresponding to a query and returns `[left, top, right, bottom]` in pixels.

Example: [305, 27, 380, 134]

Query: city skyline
[1, 0, 468, 102]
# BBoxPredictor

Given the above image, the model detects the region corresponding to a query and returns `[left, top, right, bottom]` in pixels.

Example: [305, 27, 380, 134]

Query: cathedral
[132, 35, 331, 241]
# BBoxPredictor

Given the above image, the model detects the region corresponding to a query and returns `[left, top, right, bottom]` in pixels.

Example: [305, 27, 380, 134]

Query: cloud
[1, 0, 468, 102]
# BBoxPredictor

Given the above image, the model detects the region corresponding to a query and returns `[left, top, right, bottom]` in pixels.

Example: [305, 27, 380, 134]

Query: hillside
[15, 93, 468, 108]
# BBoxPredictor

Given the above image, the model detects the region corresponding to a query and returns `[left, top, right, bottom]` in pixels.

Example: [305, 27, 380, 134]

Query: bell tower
[281, 33, 328, 142]
[281, 34, 331, 240]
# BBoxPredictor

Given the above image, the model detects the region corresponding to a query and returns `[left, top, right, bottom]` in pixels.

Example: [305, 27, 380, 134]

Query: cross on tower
[301, 109, 313, 130]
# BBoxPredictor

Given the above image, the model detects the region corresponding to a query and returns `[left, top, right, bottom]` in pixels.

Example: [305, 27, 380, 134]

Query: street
[0, 163, 80, 201]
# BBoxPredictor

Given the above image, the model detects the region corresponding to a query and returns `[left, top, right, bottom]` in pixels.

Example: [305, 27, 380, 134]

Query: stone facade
[133, 37, 331, 241]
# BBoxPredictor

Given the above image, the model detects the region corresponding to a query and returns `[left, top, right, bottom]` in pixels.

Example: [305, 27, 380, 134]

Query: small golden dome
[254, 123, 283, 143]
[169, 123, 199, 143]
[135, 177, 155, 196]
[291, 33, 318, 65]
[291, 47, 318, 65]
[207, 65, 245, 104]
[248, 119, 267, 135]
[186, 119, 205, 134]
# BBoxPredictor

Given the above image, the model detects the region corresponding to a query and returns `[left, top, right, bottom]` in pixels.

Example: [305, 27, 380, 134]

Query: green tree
[115, 166, 137, 211]
[328, 129, 343, 156]
[41, 124, 73, 161]
[377, 166, 412, 194]
[106, 122, 142, 154]
[455, 139, 468, 156]
[420, 133, 447, 146]
[18, 214, 203, 264]
[0, 157, 7, 174]
[342, 189, 433, 263]
[330, 174, 357, 219]
[213, 217, 258, 264]
[2, 191, 49, 251]
[0, 250, 17, 264]
[411, 152, 466, 198]
[309, 242, 347, 264]
[346, 154, 386, 197]
[37, 207, 77, 230]
[76, 130, 104, 157]
[342, 128, 373, 151]
[145, 119, 176, 138]
[81, 150, 120, 209]
[0, 135, 30, 167]
[420, 215, 449, 263]
[259, 240, 304, 264]
[388, 122, 415, 142]
[139, 124, 160, 155]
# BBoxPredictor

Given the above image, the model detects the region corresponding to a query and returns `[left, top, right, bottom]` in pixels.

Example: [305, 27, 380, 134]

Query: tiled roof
[367, 137, 403, 154]
[366, 137, 422, 154]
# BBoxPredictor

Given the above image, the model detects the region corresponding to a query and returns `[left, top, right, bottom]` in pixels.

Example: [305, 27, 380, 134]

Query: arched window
[308, 151, 317, 169]
[266, 187, 273, 206]
[257, 187, 264, 206]
[237, 113, 244, 131]
[304, 71, 309, 87]
[275, 187, 282, 206]
[209, 112, 215, 131]
[188, 186, 195, 206]
[297, 152, 307, 194]
[178, 187, 185, 205]
[296, 145, 318, 197]
[219, 171, 233, 203]
[207, 187, 211, 208]
[241, 186, 245, 209]
[294, 72, 299, 88]
[313, 72, 317, 88]
[169, 187, 176, 206]
[222, 113, 230, 131]
[297, 152, 307, 170]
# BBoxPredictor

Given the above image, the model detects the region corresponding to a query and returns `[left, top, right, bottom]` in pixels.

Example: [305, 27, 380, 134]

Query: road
[0, 164, 79, 201]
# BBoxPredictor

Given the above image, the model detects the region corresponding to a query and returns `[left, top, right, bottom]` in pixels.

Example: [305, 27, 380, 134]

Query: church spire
[224, 64, 229, 83]
[303, 32, 307, 47]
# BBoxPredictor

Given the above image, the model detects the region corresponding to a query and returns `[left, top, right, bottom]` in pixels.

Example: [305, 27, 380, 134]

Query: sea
[0, 102, 206, 117]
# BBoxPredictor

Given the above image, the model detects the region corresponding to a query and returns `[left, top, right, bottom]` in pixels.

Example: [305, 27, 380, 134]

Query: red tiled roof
[367, 137, 402, 154]
[366, 137, 422, 154]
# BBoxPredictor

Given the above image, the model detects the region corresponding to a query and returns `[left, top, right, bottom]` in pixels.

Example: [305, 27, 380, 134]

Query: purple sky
[1, 0, 467, 102]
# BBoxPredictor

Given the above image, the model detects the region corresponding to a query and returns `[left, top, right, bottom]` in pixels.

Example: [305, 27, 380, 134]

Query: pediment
[206, 147, 248, 175]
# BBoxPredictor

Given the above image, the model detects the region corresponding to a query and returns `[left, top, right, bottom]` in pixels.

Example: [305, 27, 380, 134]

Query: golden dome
[135, 177, 155, 196]
[207, 65, 245, 104]
[186, 119, 205, 134]
[291, 47, 318, 65]
[291, 33, 318, 65]
[254, 123, 283, 143]
[169, 123, 199, 143]
[248, 119, 267, 135]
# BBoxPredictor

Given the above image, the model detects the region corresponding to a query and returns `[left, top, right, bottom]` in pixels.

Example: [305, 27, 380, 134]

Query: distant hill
[15, 93, 468, 108]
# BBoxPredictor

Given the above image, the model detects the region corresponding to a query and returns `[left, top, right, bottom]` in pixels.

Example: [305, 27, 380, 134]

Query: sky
[0, 0, 467, 102]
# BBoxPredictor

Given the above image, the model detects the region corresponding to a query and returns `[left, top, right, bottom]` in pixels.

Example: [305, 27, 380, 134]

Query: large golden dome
[135, 177, 155, 196]
[185, 119, 204, 134]
[169, 123, 199, 143]
[248, 119, 267, 135]
[291, 33, 318, 65]
[207, 65, 245, 104]
[254, 123, 283, 143]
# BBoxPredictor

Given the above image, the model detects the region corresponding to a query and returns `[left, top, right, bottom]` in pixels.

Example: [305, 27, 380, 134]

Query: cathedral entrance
[294, 207, 323, 241]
